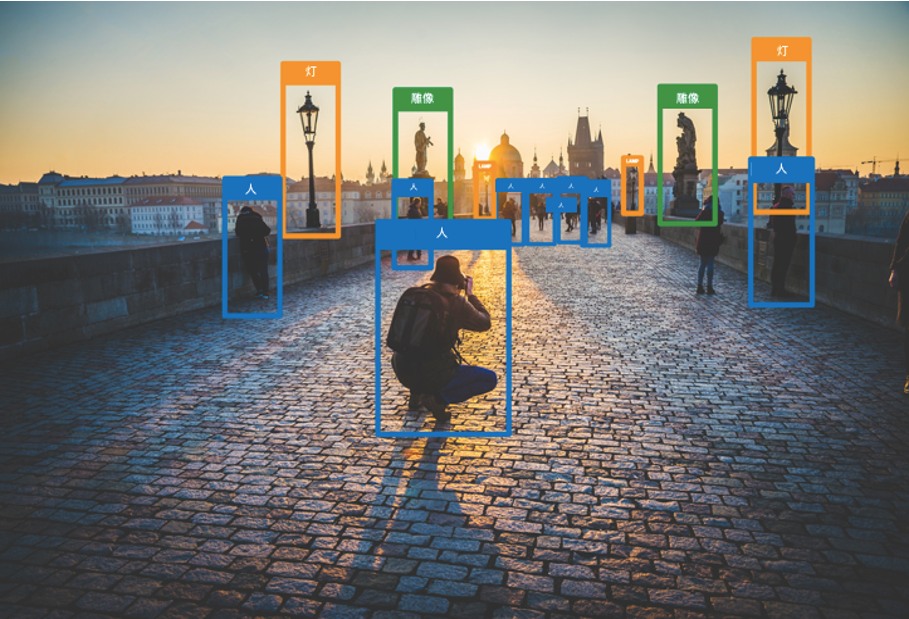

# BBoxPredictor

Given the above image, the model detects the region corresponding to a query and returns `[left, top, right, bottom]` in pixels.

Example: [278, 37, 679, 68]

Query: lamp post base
[305, 208, 321, 230]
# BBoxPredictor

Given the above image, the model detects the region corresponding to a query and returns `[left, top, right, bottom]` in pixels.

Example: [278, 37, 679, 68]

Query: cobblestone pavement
[1, 224, 908, 619]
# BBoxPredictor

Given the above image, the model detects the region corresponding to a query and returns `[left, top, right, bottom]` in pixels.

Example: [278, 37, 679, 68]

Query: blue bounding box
[747, 156, 815, 308]
[546, 196, 577, 213]
[390, 178, 435, 270]
[579, 178, 612, 248]
[221, 175, 283, 319]
[374, 218, 512, 438]
[495, 177, 549, 247]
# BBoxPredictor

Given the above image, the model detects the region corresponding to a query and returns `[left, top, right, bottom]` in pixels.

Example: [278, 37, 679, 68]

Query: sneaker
[425, 394, 450, 422]
[697, 285, 705, 295]
[706, 286, 716, 295]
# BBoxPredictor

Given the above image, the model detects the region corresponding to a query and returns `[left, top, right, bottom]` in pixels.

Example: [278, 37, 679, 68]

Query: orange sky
[1, 2, 907, 185]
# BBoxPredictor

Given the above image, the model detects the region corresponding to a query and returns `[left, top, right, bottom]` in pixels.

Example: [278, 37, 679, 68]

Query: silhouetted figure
[502, 197, 517, 237]
[889, 209, 909, 395]
[389, 256, 496, 422]
[535, 197, 547, 231]
[235, 205, 271, 299]
[407, 198, 422, 261]
[770, 186, 797, 297]
[695, 197, 725, 295]
[435, 198, 447, 219]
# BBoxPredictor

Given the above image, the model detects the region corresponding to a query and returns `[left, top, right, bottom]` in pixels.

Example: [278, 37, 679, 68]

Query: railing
[614, 212, 900, 330]
[0, 223, 384, 362]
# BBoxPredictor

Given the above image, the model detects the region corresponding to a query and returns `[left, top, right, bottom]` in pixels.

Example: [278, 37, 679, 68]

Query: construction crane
[861, 156, 899, 175]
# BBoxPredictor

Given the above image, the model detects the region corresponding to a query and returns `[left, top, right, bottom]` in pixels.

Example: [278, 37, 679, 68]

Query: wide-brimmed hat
[430, 255, 465, 287]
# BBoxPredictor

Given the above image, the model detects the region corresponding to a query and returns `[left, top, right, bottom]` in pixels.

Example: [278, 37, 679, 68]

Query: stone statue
[670, 112, 701, 217]
[414, 122, 433, 177]
[675, 112, 697, 170]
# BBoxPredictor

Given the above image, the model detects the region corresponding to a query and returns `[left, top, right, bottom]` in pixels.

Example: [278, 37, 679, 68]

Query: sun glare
[475, 144, 491, 161]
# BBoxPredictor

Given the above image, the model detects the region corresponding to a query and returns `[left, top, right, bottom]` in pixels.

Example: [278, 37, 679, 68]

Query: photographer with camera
[387, 255, 497, 422]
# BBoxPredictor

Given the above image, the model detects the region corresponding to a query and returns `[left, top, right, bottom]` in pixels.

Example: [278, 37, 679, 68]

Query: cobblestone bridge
[1, 226, 907, 619]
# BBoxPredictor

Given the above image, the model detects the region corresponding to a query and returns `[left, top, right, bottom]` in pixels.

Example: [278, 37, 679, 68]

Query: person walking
[390, 256, 497, 422]
[695, 196, 725, 295]
[503, 197, 517, 237]
[536, 197, 547, 231]
[770, 186, 797, 297]
[406, 197, 423, 261]
[234, 205, 271, 299]
[889, 209, 909, 395]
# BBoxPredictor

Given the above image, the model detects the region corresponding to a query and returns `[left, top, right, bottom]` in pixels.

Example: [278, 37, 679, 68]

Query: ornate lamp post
[629, 167, 638, 212]
[767, 69, 797, 202]
[297, 91, 321, 229]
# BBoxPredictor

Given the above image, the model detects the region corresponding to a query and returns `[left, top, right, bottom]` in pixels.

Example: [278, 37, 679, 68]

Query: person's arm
[455, 292, 491, 333]
[259, 218, 271, 237]
[889, 212, 909, 274]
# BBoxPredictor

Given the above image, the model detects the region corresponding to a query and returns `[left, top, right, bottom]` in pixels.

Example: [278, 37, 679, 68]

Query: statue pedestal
[670, 168, 701, 218]
[670, 197, 701, 218]
[410, 171, 434, 180]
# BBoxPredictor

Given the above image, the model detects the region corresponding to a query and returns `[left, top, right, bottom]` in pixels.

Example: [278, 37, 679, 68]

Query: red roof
[184, 221, 206, 230]
[861, 178, 909, 193]
[129, 196, 204, 207]
[815, 171, 840, 191]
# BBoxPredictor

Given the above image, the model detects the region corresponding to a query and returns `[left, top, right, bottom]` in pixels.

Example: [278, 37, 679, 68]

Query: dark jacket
[695, 206, 725, 257]
[890, 211, 909, 328]
[770, 197, 797, 241]
[235, 210, 271, 253]
[407, 204, 422, 219]
[392, 282, 491, 394]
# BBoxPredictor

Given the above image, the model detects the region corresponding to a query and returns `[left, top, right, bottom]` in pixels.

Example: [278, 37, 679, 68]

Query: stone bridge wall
[614, 212, 900, 330]
[0, 224, 385, 362]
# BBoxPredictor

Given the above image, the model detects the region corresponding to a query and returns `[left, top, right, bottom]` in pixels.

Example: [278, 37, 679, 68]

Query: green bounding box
[392, 87, 454, 217]
[657, 83, 718, 227]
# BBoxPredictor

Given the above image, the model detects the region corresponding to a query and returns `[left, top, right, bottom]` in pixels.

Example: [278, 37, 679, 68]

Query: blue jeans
[698, 255, 715, 287]
[439, 365, 497, 404]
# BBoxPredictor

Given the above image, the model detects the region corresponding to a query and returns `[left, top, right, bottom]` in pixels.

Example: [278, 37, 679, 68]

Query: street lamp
[767, 69, 797, 202]
[297, 91, 321, 229]
[629, 167, 637, 212]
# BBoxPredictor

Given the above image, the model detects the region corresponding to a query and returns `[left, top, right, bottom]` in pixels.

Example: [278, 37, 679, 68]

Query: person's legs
[438, 365, 498, 405]
[697, 256, 707, 287]
[904, 328, 909, 375]
[705, 256, 715, 288]
[416, 249, 422, 259]
[256, 248, 270, 295]
[511, 217, 516, 236]
[772, 238, 795, 294]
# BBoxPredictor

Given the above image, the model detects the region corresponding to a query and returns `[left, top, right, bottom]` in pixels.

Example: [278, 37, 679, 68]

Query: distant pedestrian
[407, 198, 422, 261]
[695, 196, 725, 295]
[235, 206, 272, 299]
[535, 198, 547, 231]
[889, 209, 909, 395]
[435, 198, 447, 219]
[588, 199, 601, 235]
[502, 197, 517, 237]
[769, 186, 797, 297]
[387, 255, 497, 422]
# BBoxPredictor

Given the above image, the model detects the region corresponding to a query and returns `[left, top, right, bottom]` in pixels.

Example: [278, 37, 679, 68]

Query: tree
[168, 208, 182, 236]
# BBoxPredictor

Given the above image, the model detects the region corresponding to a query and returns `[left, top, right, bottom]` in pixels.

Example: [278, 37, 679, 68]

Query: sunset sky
[1, 2, 907, 185]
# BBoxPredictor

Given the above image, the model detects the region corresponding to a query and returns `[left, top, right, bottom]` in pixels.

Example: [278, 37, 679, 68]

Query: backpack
[386, 284, 456, 357]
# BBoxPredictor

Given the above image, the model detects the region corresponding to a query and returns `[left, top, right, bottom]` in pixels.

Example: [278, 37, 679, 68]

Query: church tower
[454, 149, 465, 182]
[567, 108, 604, 179]
[366, 161, 375, 185]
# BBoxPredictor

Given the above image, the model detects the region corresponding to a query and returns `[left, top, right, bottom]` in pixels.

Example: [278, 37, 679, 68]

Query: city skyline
[1, 2, 908, 185]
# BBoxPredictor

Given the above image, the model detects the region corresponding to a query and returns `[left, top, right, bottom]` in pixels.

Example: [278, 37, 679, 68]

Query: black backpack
[386, 284, 456, 357]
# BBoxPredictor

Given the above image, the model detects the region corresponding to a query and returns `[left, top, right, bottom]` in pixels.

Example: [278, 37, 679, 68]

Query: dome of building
[490, 132, 523, 178]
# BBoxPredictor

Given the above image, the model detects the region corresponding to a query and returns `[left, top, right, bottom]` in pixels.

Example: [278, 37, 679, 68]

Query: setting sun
[475, 144, 491, 160]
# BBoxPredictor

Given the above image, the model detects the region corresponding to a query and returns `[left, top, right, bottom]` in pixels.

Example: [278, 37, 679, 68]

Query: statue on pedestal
[413, 122, 434, 179]
[670, 112, 701, 217]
